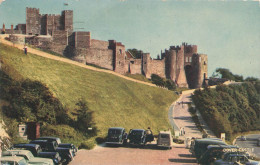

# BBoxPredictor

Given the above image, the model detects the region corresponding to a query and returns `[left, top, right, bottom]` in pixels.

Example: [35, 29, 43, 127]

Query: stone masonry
[1, 7, 208, 89]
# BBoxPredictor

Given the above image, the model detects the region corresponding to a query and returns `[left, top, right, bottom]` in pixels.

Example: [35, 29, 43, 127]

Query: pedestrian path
[169, 89, 216, 141]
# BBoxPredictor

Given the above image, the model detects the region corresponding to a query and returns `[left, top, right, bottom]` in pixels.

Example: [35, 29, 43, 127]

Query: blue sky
[0, 0, 259, 78]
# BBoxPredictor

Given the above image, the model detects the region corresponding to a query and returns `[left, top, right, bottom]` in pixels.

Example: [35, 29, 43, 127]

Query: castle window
[199, 57, 201, 62]
[186, 57, 189, 62]
[189, 57, 192, 62]
[204, 61, 207, 65]
[119, 49, 122, 54]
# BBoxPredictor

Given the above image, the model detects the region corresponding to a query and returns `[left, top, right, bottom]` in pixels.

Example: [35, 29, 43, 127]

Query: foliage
[151, 74, 176, 90]
[75, 100, 97, 137]
[215, 68, 243, 82]
[127, 48, 143, 59]
[192, 83, 260, 140]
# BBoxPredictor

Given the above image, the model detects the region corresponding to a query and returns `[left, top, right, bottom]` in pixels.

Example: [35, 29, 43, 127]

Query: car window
[109, 130, 122, 135]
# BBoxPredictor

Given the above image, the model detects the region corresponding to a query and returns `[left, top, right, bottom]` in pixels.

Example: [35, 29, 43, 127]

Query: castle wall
[114, 43, 126, 74]
[75, 31, 91, 48]
[91, 39, 109, 49]
[85, 48, 114, 70]
[142, 53, 151, 78]
[148, 59, 166, 78]
[129, 59, 142, 75]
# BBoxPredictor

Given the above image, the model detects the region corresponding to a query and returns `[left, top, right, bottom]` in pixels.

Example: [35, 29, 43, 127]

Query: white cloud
[119, 0, 127, 2]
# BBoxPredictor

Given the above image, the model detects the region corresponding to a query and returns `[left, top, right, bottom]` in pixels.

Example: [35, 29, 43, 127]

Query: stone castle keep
[1, 8, 208, 89]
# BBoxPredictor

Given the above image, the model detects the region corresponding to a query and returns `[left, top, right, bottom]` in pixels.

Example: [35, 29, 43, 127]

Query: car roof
[58, 143, 73, 146]
[159, 131, 171, 134]
[38, 136, 60, 140]
[38, 152, 58, 156]
[109, 127, 125, 130]
[0, 156, 25, 161]
[131, 129, 145, 131]
[207, 144, 236, 149]
[3, 149, 31, 155]
[14, 143, 40, 148]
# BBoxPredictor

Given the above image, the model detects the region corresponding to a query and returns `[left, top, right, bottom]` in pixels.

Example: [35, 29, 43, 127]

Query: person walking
[23, 45, 27, 55]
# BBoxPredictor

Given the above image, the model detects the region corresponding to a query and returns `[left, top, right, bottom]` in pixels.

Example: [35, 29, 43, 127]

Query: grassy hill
[0, 43, 177, 147]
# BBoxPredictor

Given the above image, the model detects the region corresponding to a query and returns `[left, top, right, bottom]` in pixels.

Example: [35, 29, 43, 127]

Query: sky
[0, 0, 259, 78]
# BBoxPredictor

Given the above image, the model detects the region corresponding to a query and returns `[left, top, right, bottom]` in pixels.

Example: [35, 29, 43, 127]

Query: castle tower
[26, 8, 41, 35]
[183, 43, 197, 66]
[191, 54, 208, 88]
[142, 53, 151, 78]
[62, 10, 73, 34]
[168, 49, 177, 81]
[109, 40, 126, 74]
[175, 46, 188, 88]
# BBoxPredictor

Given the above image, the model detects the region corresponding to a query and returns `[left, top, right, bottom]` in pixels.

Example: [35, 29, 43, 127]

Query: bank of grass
[124, 73, 152, 83]
[0, 43, 178, 147]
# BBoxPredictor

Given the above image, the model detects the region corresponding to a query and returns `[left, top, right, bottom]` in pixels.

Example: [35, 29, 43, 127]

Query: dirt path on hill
[0, 35, 157, 88]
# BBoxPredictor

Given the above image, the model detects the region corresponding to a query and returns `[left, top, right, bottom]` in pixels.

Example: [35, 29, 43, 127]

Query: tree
[151, 74, 165, 87]
[75, 100, 97, 137]
[215, 68, 244, 82]
[127, 48, 143, 59]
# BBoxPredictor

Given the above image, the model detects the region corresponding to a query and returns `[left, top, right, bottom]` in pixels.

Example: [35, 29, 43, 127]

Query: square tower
[26, 8, 41, 35]
[62, 10, 73, 34]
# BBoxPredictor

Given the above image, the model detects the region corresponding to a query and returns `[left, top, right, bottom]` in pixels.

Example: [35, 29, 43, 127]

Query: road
[235, 134, 260, 159]
[69, 143, 197, 165]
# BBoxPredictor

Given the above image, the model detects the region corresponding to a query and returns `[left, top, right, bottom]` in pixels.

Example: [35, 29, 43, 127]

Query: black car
[56, 147, 73, 164]
[30, 139, 58, 152]
[128, 129, 154, 146]
[106, 127, 128, 145]
[38, 152, 62, 165]
[11, 143, 42, 157]
[37, 137, 62, 145]
[58, 143, 78, 157]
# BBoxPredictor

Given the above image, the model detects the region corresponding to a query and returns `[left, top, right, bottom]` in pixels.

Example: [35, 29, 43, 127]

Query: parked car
[0, 156, 27, 165]
[106, 127, 128, 145]
[128, 129, 154, 146]
[37, 137, 62, 145]
[30, 139, 58, 152]
[214, 153, 260, 165]
[157, 130, 173, 149]
[58, 143, 78, 156]
[12, 143, 42, 157]
[2, 149, 54, 165]
[257, 138, 260, 147]
[56, 147, 73, 164]
[198, 144, 239, 165]
[193, 138, 227, 159]
[38, 152, 62, 165]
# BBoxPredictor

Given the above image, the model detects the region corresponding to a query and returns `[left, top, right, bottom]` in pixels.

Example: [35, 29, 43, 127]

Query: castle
[1, 8, 208, 89]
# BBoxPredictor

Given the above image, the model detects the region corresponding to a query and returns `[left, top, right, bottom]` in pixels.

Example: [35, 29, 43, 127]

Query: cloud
[119, 0, 127, 2]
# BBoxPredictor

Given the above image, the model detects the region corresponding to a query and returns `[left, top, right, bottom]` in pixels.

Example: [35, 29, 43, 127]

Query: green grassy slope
[0, 43, 177, 138]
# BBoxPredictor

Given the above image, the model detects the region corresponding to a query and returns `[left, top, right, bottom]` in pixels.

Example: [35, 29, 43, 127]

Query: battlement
[26, 7, 39, 12]
[169, 45, 184, 51]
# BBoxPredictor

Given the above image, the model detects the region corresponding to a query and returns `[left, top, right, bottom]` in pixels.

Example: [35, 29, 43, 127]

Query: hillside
[0, 43, 177, 147]
[192, 83, 260, 141]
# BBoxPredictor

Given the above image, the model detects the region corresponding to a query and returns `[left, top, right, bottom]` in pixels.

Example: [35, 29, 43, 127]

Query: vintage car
[38, 152, 62, 165]
[193, 138, 227, 159]
[241, 136, 247, 141]
[106, 127, 128, 145]
[257, 138, 260, 147]
[30, 139, 58, 152]
[12, 143, 42, 157]
[58, 143, 78, 157]
[56, 147, 73, 164]
[214, 153, 260, 165]
[128, 129, 154, 145]
[0, 156, 27, 165]
[198, 144, 239, 165]
[157, 130, 173, 149]
[37, 137, 62, 145]
[2, 149, 54, 165]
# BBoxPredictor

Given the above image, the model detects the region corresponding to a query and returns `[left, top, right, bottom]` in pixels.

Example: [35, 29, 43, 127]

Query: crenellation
[5, 7, 208, 89]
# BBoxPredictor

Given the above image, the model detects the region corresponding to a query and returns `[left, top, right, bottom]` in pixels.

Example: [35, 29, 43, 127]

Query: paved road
[235, 134, 260, 159]
[69, 143, 197, 165]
